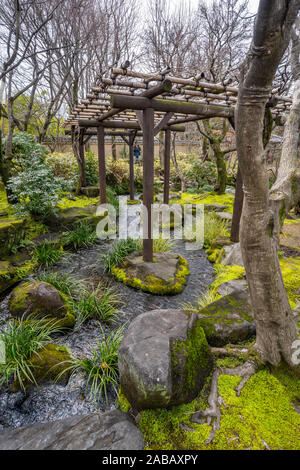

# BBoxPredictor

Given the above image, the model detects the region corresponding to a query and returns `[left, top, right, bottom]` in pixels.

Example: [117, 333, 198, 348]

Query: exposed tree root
[191, 360, 258, 444]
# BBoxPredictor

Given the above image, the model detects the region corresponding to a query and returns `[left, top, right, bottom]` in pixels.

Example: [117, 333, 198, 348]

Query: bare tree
[236, 0, 300, 367]
[142, 0, 197, 75]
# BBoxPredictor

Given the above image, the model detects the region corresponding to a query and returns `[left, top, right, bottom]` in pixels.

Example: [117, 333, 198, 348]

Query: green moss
[112, 255, 190, 295]
[12, 343, 72, 391]
[57, 195, 100, 209]
[206, 247, 224, 264]
[175, 192, 235, 214]
[172, 320, 211, 392]
[210, 264, 245, 294]
[138, 366, 300, 450]
[117, 389, 132, 412]
[279, 257, 300, 309]
[127, 200, 140, 205]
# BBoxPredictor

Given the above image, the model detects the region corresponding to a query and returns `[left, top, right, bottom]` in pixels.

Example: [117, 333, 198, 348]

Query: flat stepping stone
[112, 252, 190, 294]
[0, 410, 144, 450]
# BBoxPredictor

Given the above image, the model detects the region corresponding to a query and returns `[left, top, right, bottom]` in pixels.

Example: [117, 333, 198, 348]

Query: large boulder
[0, 410, 144, 450]
[118, 309, 212, 411]
[195, 290, 255, 347]
[8, 281, 75, 329]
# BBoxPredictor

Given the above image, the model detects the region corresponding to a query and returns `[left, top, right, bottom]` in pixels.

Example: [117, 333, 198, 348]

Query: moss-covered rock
[190, 290, 255, 347]
[118, 309, 212, 411]
[8, 281, 75, 329]
[112, 252, 190, 295]
[81, 186, 100, 198]
[0, 256, 38, 294]
[45, 205, 102, 230]
[0, 217, 27, 257]
[0, 260, 17, 293]
[11, 343, 72, 391]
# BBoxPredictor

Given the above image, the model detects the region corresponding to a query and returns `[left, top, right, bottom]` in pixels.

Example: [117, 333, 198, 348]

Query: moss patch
[137, 366, 300, 450]
[174, 192, 235, 214]
[112, 254, 190, 295]
[12, 343, 72, 391]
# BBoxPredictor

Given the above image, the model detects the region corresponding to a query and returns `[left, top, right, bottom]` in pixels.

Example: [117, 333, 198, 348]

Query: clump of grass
[182, 289, 221, 313]
[74, 282, 121, 325]
[136, 236, 175, 253]
[33, 241, 63, 267]
[204, 212, 229, 247]
[102, 238, 139, 273]
[62, 221, 97, 250]
[0, 315, 64, 390]
[61, 325, 124, 405]
[36, 271, 86, 298]
[103, 236, 176, 273]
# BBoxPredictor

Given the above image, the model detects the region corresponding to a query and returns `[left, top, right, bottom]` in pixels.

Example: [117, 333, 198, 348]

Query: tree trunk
[236, 0, 299, 367]
[158, 130, 164, 168]
[111, 136, 117, 160]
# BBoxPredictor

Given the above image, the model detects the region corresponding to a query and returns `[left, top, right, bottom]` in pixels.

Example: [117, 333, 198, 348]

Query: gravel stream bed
[0, 235, 214, 430]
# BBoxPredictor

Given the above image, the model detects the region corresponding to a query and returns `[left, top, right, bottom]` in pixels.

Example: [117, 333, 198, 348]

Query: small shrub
[102, 238, 139, 273]
[0, 315, 64, 390]
[33, 242, 63, 267]
[36, 271, 85, 298]
[74, 282, 121, 325]
[7, 153, 71, 219]
[62, 221, 97, 250]
[61, 325, 124, 405]
[204, 212, 229, 247]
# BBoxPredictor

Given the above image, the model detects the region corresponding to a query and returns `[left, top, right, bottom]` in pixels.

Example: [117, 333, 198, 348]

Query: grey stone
[217, 279, 248, 296]
[46, 205, 100, 230]
[223, 242, 244, 267]
[215, 211, 233, 221]
[118, 309, 212, 411]
[196, 290, 255, 347]
[204, 204, 228, 212]
[81, 186, 100, 198]
[0, 410, 144, 450]
[8, 281, 75, 329]
[125, 252, 179, 283]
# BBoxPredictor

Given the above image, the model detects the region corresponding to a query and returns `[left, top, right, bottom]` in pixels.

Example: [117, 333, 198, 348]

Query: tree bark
[236, 0, 300, 366]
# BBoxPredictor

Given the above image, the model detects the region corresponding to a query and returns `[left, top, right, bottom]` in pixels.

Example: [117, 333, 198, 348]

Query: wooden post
[79, 128, 86, 187]
[129, 132, 135, 201]
[230, 164, 243, 242]
[143, 108, 154, 262]
[164, 128, 171, 204]
[97, 125, 106, 204]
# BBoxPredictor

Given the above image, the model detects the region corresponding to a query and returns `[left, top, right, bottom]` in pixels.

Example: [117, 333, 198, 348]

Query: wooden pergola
[64, 63, 292, 262]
